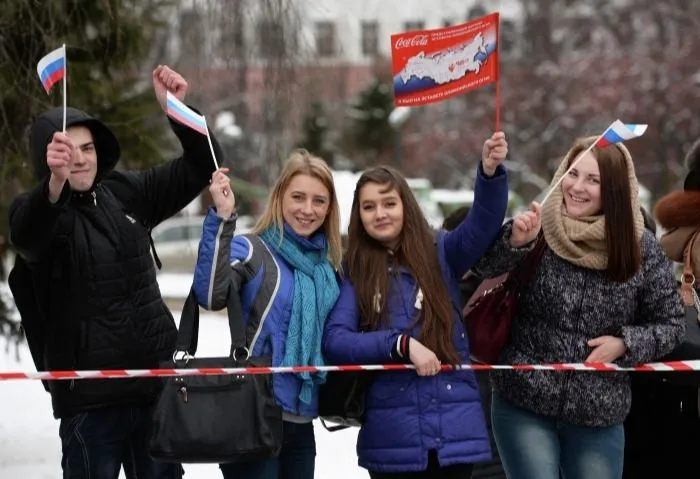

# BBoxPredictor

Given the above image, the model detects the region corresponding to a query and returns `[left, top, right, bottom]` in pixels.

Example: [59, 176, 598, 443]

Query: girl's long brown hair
[345, 166, 460, 364]
[566, 139, 641, 282]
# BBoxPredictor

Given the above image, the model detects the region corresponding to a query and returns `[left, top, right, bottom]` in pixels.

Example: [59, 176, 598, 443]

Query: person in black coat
[622, 142, 700, 479]
[0, 234, 6, 280]
[8, 65, 221, 479]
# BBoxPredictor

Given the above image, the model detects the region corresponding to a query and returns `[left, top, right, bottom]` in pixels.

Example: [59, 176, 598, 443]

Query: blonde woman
[193, 150, 343, 479]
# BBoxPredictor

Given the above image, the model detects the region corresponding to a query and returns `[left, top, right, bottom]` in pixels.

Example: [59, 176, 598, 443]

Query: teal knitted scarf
[259, 224, 340, 405]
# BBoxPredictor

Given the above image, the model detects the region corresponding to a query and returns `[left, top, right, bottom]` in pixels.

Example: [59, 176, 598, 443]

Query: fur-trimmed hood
[655, 190, 700, 272]
[654, 190, 700, 230]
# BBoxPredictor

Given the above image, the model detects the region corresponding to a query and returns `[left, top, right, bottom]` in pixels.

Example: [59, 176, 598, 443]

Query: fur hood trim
[654, 190, 700, 229]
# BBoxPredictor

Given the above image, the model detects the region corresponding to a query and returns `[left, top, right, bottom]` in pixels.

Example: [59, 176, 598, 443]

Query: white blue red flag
[166, 92, 208, 135]
[595, 120, 647, 148]
[36, 45, 66, 94]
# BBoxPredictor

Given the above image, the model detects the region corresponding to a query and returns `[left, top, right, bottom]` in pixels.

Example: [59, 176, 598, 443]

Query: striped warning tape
[0, 360, 697, 381]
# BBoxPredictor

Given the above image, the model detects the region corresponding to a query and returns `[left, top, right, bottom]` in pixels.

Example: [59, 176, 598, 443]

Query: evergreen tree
[0, 286, 21, 359]
[0, 241, 21, 355]
[297, 101, 333, 162]
[343, 77, 396, 166]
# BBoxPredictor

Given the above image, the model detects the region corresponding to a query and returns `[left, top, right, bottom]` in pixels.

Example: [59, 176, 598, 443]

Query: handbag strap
[680, 231, 700, 308]
[510, 234, 547, 286]
[174, 280, 248, 359]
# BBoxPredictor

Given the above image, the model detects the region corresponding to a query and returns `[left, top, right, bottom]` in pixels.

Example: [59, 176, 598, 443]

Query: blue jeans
[59, 405, 183, 479]
[219, 421, 316, 479]
[491, 393, 624, 479]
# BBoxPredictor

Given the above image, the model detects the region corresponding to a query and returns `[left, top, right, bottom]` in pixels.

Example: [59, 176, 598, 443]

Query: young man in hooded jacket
[8, 65, 221, 478]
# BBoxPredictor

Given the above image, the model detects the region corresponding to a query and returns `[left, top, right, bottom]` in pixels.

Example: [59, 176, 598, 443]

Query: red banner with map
[390, 12, 499, 107]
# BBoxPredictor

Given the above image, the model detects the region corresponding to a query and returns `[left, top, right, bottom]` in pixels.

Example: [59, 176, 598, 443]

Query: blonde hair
[252, 149, 343, 270]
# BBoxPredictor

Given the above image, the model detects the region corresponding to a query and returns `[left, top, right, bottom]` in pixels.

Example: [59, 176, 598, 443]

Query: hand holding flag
[510, 201, 542, 248]
[210, 168, 235, 215]
[46, 132, 74, 184]
[481, 131, 508, 176]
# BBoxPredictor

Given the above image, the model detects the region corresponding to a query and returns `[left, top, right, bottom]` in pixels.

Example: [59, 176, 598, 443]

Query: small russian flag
[595, 120, 648, 148]
[36, 45, 66, 94]
[166, 92, 208, 135]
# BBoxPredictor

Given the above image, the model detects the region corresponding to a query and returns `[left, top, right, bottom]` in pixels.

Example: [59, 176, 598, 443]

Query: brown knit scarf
[541, 137, 644, 270]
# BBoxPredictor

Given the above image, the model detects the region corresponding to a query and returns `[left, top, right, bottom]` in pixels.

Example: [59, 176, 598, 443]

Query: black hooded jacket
[9, 106, 220, 418]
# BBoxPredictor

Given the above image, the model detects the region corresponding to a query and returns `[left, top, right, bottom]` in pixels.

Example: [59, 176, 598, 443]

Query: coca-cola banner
[390, 12, 499, 107]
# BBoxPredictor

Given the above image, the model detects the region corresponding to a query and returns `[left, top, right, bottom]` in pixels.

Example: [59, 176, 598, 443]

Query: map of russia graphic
[391, 12, 499, 107]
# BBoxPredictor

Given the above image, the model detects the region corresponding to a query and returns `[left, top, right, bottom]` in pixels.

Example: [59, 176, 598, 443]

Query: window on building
[404, 21, 425, 32]
[179, 9, 203, 66]
[258, 20, 286, 58]
[219, 16, 245, 56]
[179, 10, 203, 50]
[361, 21, 379, 56]
[316, 21, 336, 57]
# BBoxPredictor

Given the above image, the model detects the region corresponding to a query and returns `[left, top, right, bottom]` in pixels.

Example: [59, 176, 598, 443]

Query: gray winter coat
[474, 227, 685, 427]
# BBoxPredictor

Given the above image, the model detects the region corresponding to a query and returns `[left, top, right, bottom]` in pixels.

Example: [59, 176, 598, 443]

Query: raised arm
[103, 66, 220, 228]
[442, 132, 512, 278]
[193, 170, 244, 310]
[442, 163, 509, 279]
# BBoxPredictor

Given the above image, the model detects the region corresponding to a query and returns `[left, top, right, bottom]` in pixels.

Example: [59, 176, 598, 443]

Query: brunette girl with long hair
[323, 132, 538, 478]
[480, 138, 685, 479]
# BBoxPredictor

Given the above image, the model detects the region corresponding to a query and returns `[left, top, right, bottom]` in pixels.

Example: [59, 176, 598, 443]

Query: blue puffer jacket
[194, 211, 333, 419]
[322, 164, 509, 473]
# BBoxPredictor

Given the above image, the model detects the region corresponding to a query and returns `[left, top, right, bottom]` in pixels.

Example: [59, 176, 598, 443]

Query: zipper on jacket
[91, 191, 97, 206]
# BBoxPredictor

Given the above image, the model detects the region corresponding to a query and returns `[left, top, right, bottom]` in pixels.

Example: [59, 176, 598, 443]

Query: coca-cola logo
[395, 35, 429, 49]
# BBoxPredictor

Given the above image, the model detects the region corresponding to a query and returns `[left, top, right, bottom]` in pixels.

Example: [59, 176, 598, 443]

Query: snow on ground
[156, 273, 195, 301]
[0, 273, 366, 478]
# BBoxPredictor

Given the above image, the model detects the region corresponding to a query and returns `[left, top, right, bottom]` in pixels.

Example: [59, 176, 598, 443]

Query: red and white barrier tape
[0, 360, 698, 382]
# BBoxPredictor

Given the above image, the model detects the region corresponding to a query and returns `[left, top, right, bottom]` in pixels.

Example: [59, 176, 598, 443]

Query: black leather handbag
[149, 283, 283, 463]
